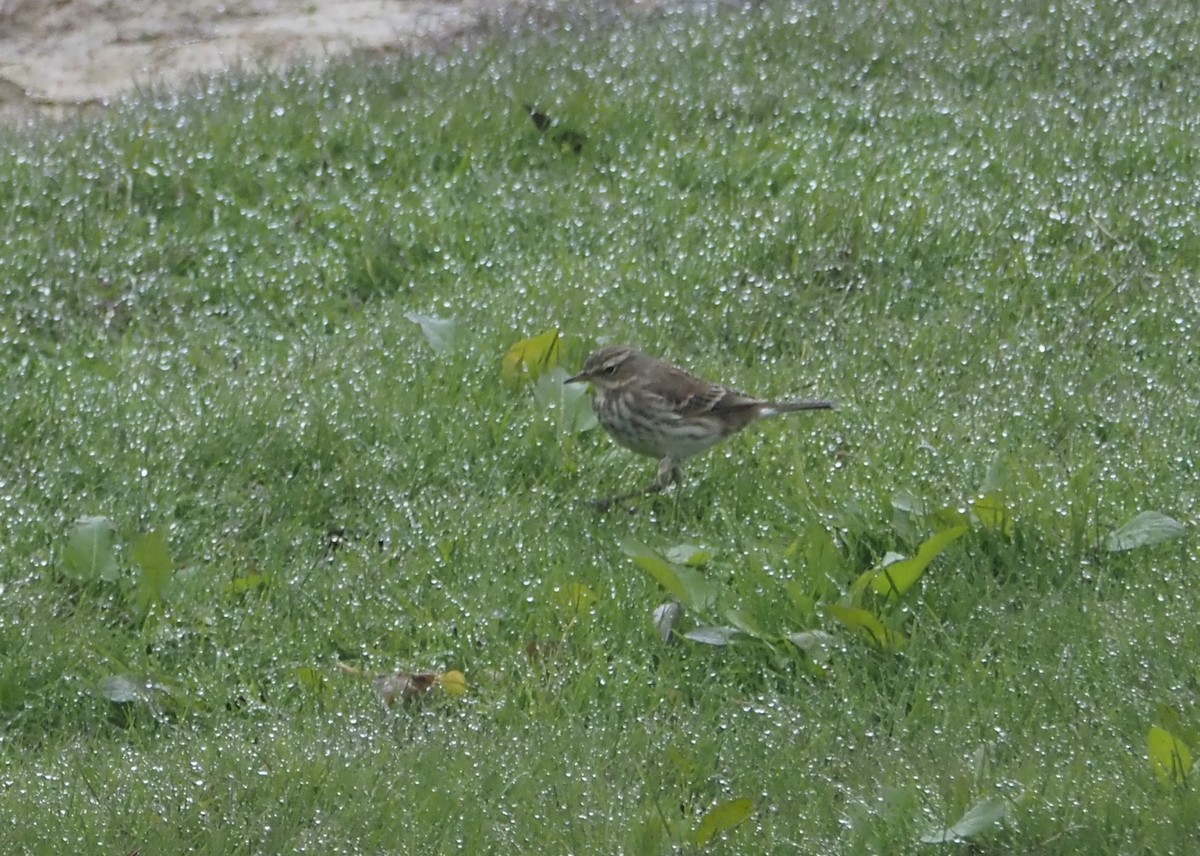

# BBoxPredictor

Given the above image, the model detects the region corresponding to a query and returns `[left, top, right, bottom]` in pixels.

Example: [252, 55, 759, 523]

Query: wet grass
[2, 0, 1199, 851]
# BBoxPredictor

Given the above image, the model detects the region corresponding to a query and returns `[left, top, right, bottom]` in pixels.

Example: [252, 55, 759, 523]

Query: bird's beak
[564, 371, 586, 385]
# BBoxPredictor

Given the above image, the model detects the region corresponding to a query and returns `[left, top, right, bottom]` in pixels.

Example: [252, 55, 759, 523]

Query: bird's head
[565, 345, 644, 390]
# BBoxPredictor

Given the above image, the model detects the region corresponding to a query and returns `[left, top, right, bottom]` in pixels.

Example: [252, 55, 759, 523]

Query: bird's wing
[661, 366, 764, 417]
[696, 386, 765, 415]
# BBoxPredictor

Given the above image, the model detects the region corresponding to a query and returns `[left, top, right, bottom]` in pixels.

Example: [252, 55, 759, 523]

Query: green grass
[2, 0, 1199, 851]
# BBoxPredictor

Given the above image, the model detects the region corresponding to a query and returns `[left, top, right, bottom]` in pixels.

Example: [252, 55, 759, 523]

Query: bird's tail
[761, 399, 837, 417]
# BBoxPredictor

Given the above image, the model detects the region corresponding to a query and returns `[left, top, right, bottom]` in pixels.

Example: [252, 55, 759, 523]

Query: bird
[565, 345, 835, 508]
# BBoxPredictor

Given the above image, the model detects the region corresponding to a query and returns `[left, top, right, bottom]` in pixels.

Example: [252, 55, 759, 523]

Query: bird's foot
[587, 482, 666, 513]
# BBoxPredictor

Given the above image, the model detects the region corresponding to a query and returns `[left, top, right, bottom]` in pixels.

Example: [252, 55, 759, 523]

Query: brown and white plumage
[565, 345, 835, 507]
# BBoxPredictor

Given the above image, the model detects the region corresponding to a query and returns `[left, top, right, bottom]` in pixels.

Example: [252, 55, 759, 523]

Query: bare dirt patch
[0, 0, 504, 122]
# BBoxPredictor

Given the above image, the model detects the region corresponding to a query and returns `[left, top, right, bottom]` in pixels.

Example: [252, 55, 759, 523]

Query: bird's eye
[603, 365, 618, 375]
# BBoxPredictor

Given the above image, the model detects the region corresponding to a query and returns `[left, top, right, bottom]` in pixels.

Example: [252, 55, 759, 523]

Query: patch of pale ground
[0, 0, 663, 123]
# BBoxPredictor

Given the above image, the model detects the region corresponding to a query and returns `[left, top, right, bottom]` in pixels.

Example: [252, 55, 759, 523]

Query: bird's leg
[654, 456, 685, 492]
[588, 457, 684, 512]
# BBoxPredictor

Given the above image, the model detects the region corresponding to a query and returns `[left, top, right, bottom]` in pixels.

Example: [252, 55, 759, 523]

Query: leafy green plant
[626, 485, 999, 659]
[59, 516, 177, 617]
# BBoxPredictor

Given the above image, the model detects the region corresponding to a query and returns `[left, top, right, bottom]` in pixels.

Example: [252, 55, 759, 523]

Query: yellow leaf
[294, 667, 325, 694]
[694, 797, 754, 847]
[552, 581, 596, 611]
[825, 604, 906, 652]
[972, 493, 1014, 536]
[228, 571, 269, 594]
[439, 670, 468, 696]
[1148, 725, 1193, 785]
[869, 525, 968, 599]
[502, 330, 564, 386]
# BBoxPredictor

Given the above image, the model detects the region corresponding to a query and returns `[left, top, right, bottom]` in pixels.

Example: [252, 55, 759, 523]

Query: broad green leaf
[532, 369, 597, 434]
[919, 796, 1011, 843]
[849, 551, 904, 603]
[788, 630, 837, 663]
[530, 368, 564, 408]
[1148, 725, 1193, 785]
[131, 529, 174, 611]
[869, 525, 968, 599]
[684, 625, 740, 646]
[625, 543, 687, 601]
[800, 520, 843, 599]
[665, 543, 712, 567]
[694, 797, 753, 847]
[849, 551, 904, 601]
[622, 539, 718, 612]
[502, 329, 564, 385]
[131, 529, 172, 576]
[723, 609, 770, 640]
[666, 565, 719, 613]
[63, 516, 120, 582]
[563, 388, 599, 433]
[1105, 511, 1186, 552]
[825, 604, 906, 651]
[404, 312, 462, 354]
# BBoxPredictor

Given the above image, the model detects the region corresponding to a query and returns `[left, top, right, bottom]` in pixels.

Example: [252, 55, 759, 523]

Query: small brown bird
[565, 345, 835, 508]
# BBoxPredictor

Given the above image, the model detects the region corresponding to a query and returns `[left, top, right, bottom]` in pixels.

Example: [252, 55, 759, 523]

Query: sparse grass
[2, 0, 1199, 852]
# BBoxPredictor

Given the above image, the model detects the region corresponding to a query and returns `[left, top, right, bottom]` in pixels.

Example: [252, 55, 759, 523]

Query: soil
[0, 0, 517, 123]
